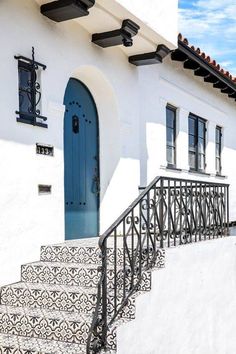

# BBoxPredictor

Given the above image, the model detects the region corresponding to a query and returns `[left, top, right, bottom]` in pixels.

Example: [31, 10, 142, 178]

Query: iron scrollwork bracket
[15, 47, 48, 128]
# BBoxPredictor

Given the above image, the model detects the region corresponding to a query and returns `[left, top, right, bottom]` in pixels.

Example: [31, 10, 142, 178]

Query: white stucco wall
[138, 57, 236, 221]
[0, 0, 236, 286]
[115, 0, 178, 48]
[117, 237, 236, 354]
[0, 0, 141, 285]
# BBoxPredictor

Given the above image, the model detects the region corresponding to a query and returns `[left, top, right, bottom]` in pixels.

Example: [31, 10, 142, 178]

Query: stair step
[0, 305, 117, 348]
[21, 261, 101, 287]
[41, 241, 123, 266]
[0, 282, 97, 314]
[21, 261, 152, 291]
[40, 240, 166, 269]
[0, 333, 87, 354]
[0, 282, 135, 319]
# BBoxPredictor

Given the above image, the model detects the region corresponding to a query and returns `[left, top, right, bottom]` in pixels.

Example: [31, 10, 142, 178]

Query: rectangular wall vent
[38, 185, 52, 195]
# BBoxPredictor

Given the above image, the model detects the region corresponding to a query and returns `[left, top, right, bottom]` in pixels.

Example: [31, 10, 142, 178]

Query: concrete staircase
[0, 238, 165, 354]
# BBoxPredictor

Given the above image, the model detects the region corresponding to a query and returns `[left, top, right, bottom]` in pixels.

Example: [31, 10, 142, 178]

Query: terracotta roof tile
[178, 33, 236, 83]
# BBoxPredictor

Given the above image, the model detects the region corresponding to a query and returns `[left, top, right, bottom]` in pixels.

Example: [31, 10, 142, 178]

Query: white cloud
[179, 0, 236, 75]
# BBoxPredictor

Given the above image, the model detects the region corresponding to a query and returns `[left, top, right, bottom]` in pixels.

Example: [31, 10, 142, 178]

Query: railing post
[160, 178, 164, 248]
[227, 185, 230, 235]
[101, 239, 108, 350]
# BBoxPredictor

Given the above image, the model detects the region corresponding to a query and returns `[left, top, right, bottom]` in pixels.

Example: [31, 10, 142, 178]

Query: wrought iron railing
[87, 176, 229, 353]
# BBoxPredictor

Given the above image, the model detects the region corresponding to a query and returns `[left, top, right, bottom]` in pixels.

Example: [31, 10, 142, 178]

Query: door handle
[92, 168, 100, 195]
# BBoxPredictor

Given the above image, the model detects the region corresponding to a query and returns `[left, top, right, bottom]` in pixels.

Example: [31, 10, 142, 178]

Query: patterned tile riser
[1, 284, 136, 319]
[21, 263, 152, 291]
[40, 245, 124, 266]
[0, 306, 117, 349]
[0, 333, 87, 354]
[40, 246, 166, 269]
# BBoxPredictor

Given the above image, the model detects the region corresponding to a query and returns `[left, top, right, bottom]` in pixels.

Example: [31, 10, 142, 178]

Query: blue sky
[179, 0, 236, 76]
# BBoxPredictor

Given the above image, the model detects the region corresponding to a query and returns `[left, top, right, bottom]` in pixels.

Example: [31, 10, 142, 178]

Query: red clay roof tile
[178, 33, 236, 83]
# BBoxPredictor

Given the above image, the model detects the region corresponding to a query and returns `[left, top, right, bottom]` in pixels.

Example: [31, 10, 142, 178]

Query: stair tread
[41, 237, 138, 249]
[22, 260, 118, 269]
[0, 332, 86, 353]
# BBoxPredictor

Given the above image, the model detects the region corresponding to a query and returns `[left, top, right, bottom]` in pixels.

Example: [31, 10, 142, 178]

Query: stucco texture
[117, 237, 236, 354]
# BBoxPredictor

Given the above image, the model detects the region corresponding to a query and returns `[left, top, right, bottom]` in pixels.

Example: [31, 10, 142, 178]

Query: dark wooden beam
[129, 44, 171, 66]
[204, 75, 219, 84]
[228, 92, 236, 98]
[178, 41, 236, 92]
[41, 0, 95, 22]
[194, 67, 210, 77]
[184, 59, 199, 70]
[221, 87, 235, 94]
[171, 50, 188, 62]
[92, 19, 140, 48]
[213, 81, 228, 89]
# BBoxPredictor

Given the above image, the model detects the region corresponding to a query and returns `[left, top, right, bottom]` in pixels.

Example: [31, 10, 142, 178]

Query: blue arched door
[64, 78, 99, 240]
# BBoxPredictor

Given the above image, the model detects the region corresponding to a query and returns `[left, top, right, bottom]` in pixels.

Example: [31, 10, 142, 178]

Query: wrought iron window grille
[15, 47, 47, 128]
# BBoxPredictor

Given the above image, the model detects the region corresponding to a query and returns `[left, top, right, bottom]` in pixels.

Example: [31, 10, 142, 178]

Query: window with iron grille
[166, 105, 176, 167]
[216, 126, 222, 175]
[188, 114, 206, 171]
[15, 47, 47, 128]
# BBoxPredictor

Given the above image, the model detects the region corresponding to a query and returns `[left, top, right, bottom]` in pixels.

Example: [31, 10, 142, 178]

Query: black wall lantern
[41, 0, 95, 22]
[129, 44, 171, 66]
[92, 19, 140, 48]
[15, 47, 47, 128]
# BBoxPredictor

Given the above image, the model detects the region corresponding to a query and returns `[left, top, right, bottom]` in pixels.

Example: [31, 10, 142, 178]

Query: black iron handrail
[87, 176, 229, 353]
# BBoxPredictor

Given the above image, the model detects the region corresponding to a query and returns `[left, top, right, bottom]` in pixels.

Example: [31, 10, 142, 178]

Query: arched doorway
[64, 78, 99, 240]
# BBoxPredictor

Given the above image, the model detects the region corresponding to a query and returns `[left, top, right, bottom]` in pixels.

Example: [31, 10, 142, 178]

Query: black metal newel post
[227, 185, 230, 235]
[101, 239, 108, 350]
[159, 178, 164, 248]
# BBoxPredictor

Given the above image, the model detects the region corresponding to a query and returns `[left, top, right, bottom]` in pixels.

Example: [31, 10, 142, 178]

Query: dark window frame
[166, 104, 177, 168]
[216, 126, 222, 175]
[188, 113, 206, 172]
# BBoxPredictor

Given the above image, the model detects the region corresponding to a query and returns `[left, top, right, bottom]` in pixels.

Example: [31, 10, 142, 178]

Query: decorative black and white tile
[40, 244, 124, 266]
[0, 333, 87, 354]
[0, 238, 166, 354]
[1, 282, 136, 319]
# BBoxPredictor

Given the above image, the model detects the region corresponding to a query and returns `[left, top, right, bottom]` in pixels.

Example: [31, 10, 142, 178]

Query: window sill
[215, 173, 227, 178]
[166, 165, 182, 172]
[189, 169, 211, 176]
[17, 117, 48, 128]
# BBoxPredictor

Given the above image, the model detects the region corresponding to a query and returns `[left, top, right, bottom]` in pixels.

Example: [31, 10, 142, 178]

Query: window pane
[189, 151, 196, 169]
[189, 117, 196, 135]
[198, 120, 205, 139]
[216, 143, 220, 157]
[198, 153, 205, 170]
[167, 127, 174, 146]
[19, 66, 32, 114]
[166, 108, 175, 128]
[216, 158, 221, 173]
[198, 137, 205, 154]
[167, 146, 175, 165]
[189, 134, 196, 149]
[216, 127, 221, 144]
[19, 67, 31, 89]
